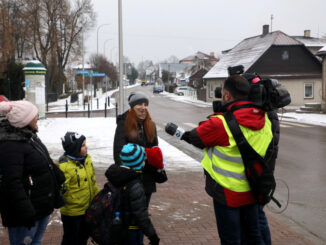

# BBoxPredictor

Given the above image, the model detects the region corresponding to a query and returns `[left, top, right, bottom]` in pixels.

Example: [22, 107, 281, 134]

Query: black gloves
[149, 234, 160, 245]
[180, 131, 190, 143]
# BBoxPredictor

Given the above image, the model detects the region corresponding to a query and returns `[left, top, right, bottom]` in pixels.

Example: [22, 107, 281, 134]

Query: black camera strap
[224, 110, 281, 207]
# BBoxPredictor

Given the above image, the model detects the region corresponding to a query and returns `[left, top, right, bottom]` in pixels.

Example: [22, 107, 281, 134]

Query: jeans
[213, 199, 264, 245]
[125, 230, 144, 245]
[8, 215, 50, 245]
[258, 205, 271, 245]
[61, 214, 89, 245]
[135, 192, 152, 245]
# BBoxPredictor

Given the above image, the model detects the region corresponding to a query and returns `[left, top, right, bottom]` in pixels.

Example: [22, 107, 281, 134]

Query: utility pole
[271, 14, 274, 32]
[82, 27, 85, 104]
[118, 0, 124, 114]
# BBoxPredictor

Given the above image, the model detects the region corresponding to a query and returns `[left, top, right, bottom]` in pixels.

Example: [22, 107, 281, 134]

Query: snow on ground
[161, 92, 326, 127]
[161, 91, 211, 108]
[278, 112, 326, 126]
[41, 83, 326, 172]
[38, 117, 202, 171]
[48, 84, 140, 112]
[48, 82, 326, 127]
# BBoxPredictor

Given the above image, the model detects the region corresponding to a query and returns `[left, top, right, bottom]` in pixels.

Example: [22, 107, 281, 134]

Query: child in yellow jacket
[59, 132, 99, 245]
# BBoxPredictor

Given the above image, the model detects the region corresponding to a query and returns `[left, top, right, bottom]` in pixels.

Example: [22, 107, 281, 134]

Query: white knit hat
[128, 91, 149, 108]
[0, 101, 38, 128]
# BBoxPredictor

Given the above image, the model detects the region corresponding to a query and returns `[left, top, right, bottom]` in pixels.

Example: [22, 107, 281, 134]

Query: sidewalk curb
[266, 210, 325, 244]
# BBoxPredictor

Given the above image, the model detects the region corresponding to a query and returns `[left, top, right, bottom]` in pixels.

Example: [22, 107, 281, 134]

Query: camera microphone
[165, 122, 185, 139]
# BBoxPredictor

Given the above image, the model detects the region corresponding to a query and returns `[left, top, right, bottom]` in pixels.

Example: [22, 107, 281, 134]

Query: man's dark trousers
[213, 199, 264, 245]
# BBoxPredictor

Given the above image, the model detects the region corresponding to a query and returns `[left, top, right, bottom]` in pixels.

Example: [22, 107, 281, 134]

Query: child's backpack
[85, 181, 125, 245]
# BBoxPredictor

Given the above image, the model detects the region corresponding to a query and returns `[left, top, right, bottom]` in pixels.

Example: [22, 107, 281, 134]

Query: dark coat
[113, 111, 158, 194]
[0, 119, 61, 227]
[105, 164, 157, 239]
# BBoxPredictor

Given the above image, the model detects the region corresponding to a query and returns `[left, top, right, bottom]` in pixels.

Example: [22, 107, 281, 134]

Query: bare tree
[55, 0, 95, 93]
[89, 54, 118, 89]
[0, 1, 16, 65]
[25, 0, 95, 94]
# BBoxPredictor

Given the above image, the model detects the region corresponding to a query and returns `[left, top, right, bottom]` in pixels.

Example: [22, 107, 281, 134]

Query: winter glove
[180, 131, 190, 143]
[149, 233, 160, 245]
[145, 147, 164, 169]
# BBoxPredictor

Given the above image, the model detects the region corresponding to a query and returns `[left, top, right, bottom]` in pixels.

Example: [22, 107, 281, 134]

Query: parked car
[174, 86, 193, 96]
[153, 83, 164, 93]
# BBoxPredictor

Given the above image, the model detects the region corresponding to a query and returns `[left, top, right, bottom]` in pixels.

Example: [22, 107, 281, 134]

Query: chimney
[304, 30, 311, 37]
[210, 52, 215, 57]
[262, 25, 269, 35]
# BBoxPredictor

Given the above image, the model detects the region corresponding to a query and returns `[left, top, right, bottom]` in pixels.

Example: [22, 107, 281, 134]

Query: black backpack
[224, 110, 281, 207]
[85, 181, 125, 245]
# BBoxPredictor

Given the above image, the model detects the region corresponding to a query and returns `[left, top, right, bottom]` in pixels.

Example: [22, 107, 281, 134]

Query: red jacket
[196, 101, 268, 207]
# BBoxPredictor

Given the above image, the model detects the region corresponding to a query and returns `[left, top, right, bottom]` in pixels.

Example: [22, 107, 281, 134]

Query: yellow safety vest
[201, 114, 272, 193]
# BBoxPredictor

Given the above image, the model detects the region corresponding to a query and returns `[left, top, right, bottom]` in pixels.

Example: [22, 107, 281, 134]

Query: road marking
[280, 124, 291, 128]
[281, 121, 312, 128]
[183, 123, 198, 128]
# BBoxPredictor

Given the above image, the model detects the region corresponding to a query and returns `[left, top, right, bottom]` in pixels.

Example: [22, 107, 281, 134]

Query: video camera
[213, 65, 291, 112]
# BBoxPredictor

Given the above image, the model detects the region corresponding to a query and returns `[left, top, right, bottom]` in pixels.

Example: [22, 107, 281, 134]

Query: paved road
[124, 85, 326, 242]
[44, 85, 326, 242]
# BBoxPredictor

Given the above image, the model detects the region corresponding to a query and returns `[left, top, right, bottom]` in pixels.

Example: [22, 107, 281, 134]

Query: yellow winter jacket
[58, 154, 99, 216]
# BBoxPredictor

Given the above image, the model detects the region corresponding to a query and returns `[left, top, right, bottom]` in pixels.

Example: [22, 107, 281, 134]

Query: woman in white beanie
[0, 100, 65, 245]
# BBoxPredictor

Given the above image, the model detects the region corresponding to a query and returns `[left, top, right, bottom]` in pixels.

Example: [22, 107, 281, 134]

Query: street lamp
[110, 47, 118, 63]
[96, 23, 110, 55]
[103, 39, 113, 58]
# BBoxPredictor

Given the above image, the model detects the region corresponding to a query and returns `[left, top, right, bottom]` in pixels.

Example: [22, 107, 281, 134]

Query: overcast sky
[84, 0, 326, 65]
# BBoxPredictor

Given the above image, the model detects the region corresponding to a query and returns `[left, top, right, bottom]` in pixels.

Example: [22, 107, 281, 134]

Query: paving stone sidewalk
[0, 169, 324, 245]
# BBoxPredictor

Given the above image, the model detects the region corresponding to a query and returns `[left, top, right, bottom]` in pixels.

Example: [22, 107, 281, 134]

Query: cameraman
[180, 75, 273, 245]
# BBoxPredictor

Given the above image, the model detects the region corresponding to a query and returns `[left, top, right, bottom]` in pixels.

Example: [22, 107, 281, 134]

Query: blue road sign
[76, 70, 90, 75]
[92, 73, 106, 77]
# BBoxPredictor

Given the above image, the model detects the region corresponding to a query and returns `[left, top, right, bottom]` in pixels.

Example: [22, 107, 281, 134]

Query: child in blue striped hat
[119, 143, 146, 170]
[105, 143, 160, 245]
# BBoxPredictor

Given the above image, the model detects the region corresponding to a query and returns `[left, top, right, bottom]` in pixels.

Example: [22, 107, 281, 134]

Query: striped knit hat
[120, 143, 146, 170]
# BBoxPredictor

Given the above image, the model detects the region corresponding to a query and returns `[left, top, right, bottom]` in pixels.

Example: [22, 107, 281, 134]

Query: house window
[209, 83, 214, 98]
[282, 50, 289, 60]
[304, 83, 313, 98]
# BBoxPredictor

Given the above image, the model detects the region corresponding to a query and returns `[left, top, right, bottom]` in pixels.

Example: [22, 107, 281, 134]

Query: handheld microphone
[165, 122, 185, 139]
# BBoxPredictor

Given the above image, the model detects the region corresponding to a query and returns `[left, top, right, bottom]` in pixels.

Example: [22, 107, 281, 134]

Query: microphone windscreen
[165, 122, 178, 136]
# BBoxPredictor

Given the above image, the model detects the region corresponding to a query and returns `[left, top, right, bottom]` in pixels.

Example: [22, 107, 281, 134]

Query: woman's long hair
[124, 108, 156, 143]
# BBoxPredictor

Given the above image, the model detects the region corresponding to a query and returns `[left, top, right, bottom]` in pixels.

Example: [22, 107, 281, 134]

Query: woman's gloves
[145, 147, 164, 169]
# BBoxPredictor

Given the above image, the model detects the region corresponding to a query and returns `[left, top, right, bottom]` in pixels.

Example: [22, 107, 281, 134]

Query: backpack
[224, 110, 281, 207]
[85, 181, 125, 245]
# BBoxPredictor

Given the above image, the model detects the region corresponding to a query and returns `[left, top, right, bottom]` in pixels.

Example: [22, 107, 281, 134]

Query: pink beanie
[0, 101, 38, 128]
